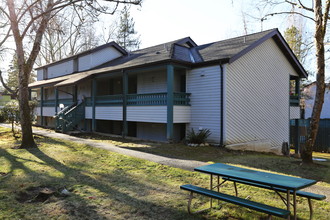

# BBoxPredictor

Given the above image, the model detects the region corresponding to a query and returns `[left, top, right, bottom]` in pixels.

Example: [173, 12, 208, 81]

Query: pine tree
[116, 6, 140, 51]
[284, 26, 307, 64]
[3, 55, 36, 98]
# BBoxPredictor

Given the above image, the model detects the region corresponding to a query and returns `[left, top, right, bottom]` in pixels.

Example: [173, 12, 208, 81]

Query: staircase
[55, 101, 85, 133]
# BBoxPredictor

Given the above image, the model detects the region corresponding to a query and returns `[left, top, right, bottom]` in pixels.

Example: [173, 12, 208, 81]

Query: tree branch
[0, 26, 11, 47]
[284, 0, 314, 12]
[0, 70, 18, 98]
[263, 11, 315, 22]
[322, 0, 330, 36]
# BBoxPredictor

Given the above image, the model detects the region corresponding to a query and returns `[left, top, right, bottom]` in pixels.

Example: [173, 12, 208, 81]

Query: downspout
[220, 63, 224, 147]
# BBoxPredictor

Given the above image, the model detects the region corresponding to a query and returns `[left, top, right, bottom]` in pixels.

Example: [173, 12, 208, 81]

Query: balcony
[38, 98, 74, 107]
[290, 95, 299, 106]
[85, 92, 191, 106]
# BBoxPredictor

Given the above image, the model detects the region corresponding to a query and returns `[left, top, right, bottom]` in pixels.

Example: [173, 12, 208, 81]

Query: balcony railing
[38, 98, 74, 107]
[290, 95, 300, 106]
[85, 92, 191, 106]
[39, 93, 191, 107]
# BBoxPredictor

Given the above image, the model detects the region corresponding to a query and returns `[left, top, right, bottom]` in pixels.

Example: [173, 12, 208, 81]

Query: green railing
[55, 101, 85, 133]
[42, 100, 55, 107]
[38, 98, 74, 107]
[174, 92, 191, 105]
[85, 92, 191, 106]
[40, 93, 191, 108]
[290, 95, 299, 106]
[127, 93, 167, 105]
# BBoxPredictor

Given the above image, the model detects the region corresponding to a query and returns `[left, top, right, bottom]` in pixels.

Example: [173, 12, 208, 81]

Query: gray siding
[78, 80, 91, 101]
[186, 65, 221, 143]
[290, 106, 301, 119]
[95, 106, 122, 120]
[78, 47, 122, 71]
[48, 60, 74, 79]
[127, 106, 166, 123]
[37, 46, 122, 80]
[137, 122, 167, 142]
[137, 71, 167, 93]
[37, 69, 43, 81]
[225, 38, 295, 148]
[173, 106, 191, 123]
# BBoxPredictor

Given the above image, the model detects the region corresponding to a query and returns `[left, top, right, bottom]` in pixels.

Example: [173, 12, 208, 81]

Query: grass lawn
[0, 127, 329, 219]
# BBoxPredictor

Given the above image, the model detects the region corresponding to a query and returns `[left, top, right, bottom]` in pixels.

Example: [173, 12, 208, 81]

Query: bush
[0, 110, 6, 123]
[186, 128, 211, 144]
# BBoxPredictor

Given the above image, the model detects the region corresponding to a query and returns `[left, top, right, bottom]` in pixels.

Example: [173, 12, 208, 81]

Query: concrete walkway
[0, 124, 207, 171]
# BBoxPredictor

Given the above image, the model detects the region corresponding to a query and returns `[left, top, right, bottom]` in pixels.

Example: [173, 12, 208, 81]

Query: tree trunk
[18, 67, 36, 148]
[301, 0, 326, 164]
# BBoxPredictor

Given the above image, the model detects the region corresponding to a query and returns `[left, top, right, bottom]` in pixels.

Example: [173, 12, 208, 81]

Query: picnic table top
[194, 163, 317, 190]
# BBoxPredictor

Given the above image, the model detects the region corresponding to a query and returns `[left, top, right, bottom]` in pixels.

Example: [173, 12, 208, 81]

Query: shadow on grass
[72, 133, 330, 184]
[0, 138, 202, 220]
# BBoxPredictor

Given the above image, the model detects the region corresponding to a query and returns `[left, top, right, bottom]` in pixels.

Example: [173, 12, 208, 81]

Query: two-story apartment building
[29, 29, 307, 153]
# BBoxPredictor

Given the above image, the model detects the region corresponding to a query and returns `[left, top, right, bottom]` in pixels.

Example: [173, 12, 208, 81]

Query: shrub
[0, 110, 6, 123]
[186, 128, 211, 144]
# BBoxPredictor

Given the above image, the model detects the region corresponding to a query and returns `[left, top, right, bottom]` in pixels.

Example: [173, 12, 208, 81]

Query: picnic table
[181, 163, 325, 219]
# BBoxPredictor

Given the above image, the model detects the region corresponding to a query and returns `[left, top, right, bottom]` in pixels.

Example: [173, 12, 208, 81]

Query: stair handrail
[54, 102, 77, 119]
[64, 100, 84, 116]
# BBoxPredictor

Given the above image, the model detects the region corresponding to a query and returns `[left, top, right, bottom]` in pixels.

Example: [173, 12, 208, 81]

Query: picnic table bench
[222, 176, 326, 219]
[180, 163, 326, 220]
[181, 184, 290, 219]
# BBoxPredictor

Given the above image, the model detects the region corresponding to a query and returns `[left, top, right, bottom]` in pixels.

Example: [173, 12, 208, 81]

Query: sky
[130, 0, 288, 48]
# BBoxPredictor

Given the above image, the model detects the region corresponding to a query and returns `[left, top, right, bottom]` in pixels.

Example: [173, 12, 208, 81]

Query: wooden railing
[84, 92, 191, 106]
[54, 101, 85, 133]
[290, 95, 300, 106]
[38, 98, 74, 107]
[40, 93, 191, 108]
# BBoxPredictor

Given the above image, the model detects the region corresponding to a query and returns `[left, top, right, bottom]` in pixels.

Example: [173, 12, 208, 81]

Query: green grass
[1, 127, 329, 219]
[75, 133, 330, 183]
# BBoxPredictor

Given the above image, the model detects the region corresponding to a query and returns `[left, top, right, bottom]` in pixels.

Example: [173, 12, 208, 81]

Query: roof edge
[229, 28, 308, 78]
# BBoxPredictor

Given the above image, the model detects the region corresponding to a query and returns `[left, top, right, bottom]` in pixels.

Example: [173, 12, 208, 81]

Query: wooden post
[295, 78, 300, 155]
[40, 87, 44, 126]
[167, 64, 174, 142]
[122, 71, 128, 138]
[92, 78, 96, 132]
[55, 88, 58, 114]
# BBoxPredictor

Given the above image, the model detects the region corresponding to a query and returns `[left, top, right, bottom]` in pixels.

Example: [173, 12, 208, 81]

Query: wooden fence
[290, 119, 330, 153]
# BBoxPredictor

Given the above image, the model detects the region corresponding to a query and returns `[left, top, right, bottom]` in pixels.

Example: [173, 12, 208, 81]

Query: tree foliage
[0, 99, 37, 137]
[116, 5, 140, 51]
[1, 55, 36, 99]
[284, 25, 307, 64]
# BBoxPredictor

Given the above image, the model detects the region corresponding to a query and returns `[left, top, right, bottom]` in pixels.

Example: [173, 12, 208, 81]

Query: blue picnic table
[192, 163, 319, 220]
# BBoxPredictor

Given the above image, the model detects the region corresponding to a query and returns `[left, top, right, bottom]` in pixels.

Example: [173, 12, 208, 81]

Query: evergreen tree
[284, 25, 307, 64]
[116, 6, 140, 51]
[1, 55, 36, 98]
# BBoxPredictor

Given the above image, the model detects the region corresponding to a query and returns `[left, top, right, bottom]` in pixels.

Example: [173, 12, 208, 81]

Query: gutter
[220, 62, 224, 147]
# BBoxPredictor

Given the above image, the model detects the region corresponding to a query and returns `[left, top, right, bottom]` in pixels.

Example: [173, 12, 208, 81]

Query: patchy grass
[1, 127, 329, 219]
[75, 133, 330, 183]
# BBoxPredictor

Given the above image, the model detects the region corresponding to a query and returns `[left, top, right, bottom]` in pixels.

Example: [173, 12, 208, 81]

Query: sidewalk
[0, 124, 207, 171]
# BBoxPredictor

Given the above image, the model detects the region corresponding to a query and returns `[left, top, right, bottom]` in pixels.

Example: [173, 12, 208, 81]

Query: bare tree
[0, 0, 142, 149]
[258, 0, 329, 164]
[36, 7, 101, 66]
